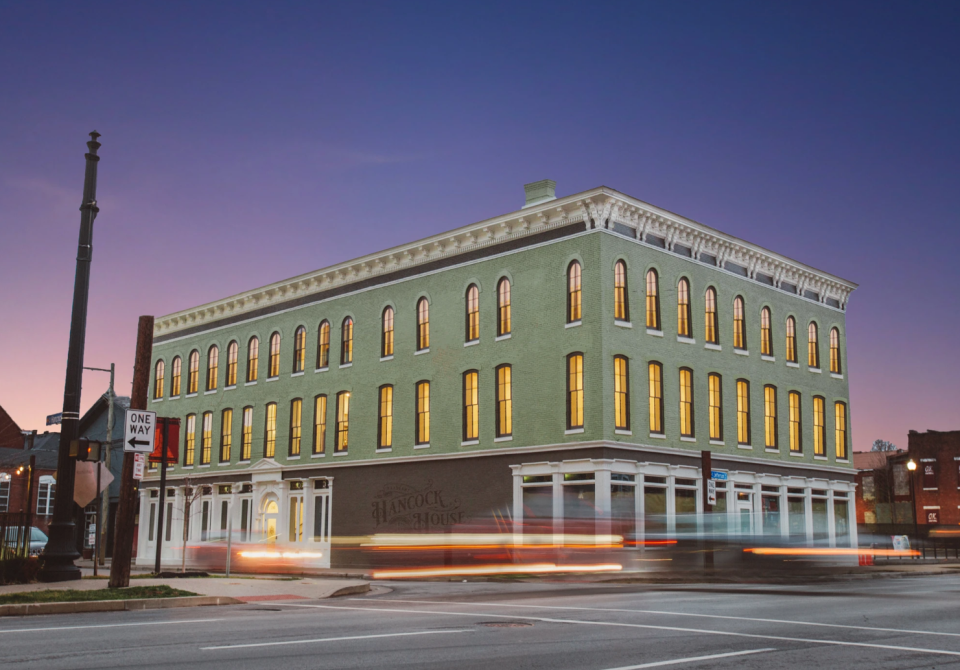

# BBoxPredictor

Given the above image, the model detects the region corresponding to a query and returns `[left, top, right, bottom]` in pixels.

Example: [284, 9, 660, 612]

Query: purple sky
[2, 1, 958, 450]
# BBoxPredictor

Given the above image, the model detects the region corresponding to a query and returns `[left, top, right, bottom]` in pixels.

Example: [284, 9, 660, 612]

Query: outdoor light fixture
[907, 459, 917, 471]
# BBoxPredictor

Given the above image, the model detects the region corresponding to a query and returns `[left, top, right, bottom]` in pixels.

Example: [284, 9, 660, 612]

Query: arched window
[614, 355, 630, 431]
[567, 353, 584, 429]
[760, 308, 773, 356]
[567, 261, 582, 323]
[335, 391, 350, 453]
[463, 370, 480, 442]
[293, 326, 306, 373]
[226, 341, 238, 387]
[835, 401, 848, 460]
[785, 317, 797, 363]
[317, 321, 330, 369]
[381, 308, 394, 358]
[200, 412, 213, 465]
[268, 332, 281, 378]
[313, 395, 327, 455]
[171, 356, 182, 396]
[614, 261, 629, 322]
[498, 278, 512, 336]
[648, 362, 663, 435]
[704, 288, 719, 344]
[246, 337, 259, 383]
[764, 385, 778, 450]
[415, 381, 430, 445]
[416, 298, 430, 351]
[184, 414, 196, 465]
[645, 269, 661, 330]
[677, 278, 691, 337]
[733, 297, 746, 350]
[187, 350, 199, 394]
[812, 396, 825, 456]
[241, 407, 253, 461]
[153, 360, 165, 400]
[465, 285, 480, 342]
[206, 345, 219, 391]
[289, 398, 302, 456]
[220, 408, 233, 463]
[736, 379, 750, 445]
[807, 322, 819, 369]
[264, 402, 277, 458]
[679, 368, 694, 437]
[788, 391, 802, 453]
[378, 385, 393, 450]
[708, 373, 723, 441]
[496, 364, 513, 438]
[341, 317, 353, 365]
[830, 328, 842, 374]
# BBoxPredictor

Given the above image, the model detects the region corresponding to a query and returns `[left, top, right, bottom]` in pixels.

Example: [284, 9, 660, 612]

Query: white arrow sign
[124, 409, 157, 453]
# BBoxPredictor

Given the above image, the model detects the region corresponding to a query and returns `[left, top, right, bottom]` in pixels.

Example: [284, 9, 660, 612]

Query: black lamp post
[906, 459, 920, 551]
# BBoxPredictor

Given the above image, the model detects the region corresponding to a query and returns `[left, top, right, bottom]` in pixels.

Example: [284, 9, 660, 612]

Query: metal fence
[0, 512, 31, 560]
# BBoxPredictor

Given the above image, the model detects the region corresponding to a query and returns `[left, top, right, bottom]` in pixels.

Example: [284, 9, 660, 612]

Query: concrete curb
[0, 595, 241, 618]
[328, 582, 372, 598]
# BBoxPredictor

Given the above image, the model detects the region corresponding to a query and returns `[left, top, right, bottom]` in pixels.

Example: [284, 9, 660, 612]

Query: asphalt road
[3, 574, 960, 669]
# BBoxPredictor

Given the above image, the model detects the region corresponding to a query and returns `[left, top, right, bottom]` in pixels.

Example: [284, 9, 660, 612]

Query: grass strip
[0, 584, 197, 605]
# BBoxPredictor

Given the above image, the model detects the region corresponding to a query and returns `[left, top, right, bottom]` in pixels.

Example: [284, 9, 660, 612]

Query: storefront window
[762, 494, 780, 536]
[611, 475, 637, 542]
[812, 496, 829, 545]
[788, 495, 805, 538]
[644, 479, 667, 535]
[834, 499, 849, 545]
[563, 473, 596, 537]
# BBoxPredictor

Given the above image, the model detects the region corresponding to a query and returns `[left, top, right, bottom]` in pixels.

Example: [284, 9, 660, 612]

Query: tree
[178, 478, 204, 573]
[871, 439, 898, 452]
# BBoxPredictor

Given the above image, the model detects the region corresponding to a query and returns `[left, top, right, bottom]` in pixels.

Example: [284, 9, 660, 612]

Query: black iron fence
[0, 512, 31, 560]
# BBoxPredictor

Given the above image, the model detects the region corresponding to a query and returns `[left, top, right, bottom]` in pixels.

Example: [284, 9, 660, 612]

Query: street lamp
[906, 459, 920, 551]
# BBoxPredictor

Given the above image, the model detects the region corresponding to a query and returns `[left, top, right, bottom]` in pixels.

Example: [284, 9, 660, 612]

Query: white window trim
[737, 443, 752, 449]
[380, 355, 394, 361]
[677, 336, 695, 344]
[315, 367, 329, 373]
[287, 456, 301, 460]
[464, 340, 480, 347]
[204, 390, 217, 395]
[494, 436, 513, 443]
[761, 355, 776, 362]
[151, 397, 163, 403]
[809, 367, 822, 374]
[461, 440, 480, 447]
[375, 448, 392, 454]
[615, 429, 632, 436]
[565, 320, 582, 329]
[704, 343, 721, 351]
[830, 373, 844, 380]
[709, 439, 724, 446]
[291, 371, 305, 378]
[680, 436, 696, 442]
[765, 448, 779, 453]
[333, 451, 349, 457]
[311, 453, 325, 458]
[244, 381, 257, 386]
[786, 361, 800, 368]
[185, 393, 198, 398]
[414, 348, 430, 356]
[789, 451, 805, 457]
[649, 432, 666, 439]
[496, 333, 512, 341]
[614, 321, 632, 329]
[340, 362, 353, 369]
[169, 395, 181, 400]
[414, 443, 431, 449]
[565, 428, 584, 435]
[646, 328, 664, 337]
[266, 376, 279, 382]
[224, 385, 237, 391]
[734, 349, 749, 356]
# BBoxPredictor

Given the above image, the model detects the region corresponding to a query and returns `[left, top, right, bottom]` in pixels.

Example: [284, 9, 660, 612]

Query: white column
[779, 484, 789, 540]
[511, 471, 522, 553]
[666, 474, 677, 538]
[827, 490, 837, 547]
[594, 469, 612, 543]
[552, 472, 563, 545]
[135, 491, 149, 563]
[305, 482, 316, 544]
[637, 475, 646, 543]
[726, 485, 735, 537]
[846, 490, 859, 548]
[752, 483, 762, 536]
[804, 487, 814, 545]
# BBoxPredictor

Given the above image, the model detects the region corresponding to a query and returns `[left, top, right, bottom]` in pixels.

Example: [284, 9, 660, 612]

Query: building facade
[136, 183, 858, 568]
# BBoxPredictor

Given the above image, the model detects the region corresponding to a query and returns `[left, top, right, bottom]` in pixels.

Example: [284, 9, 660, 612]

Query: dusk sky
[2, 1, 957, 452]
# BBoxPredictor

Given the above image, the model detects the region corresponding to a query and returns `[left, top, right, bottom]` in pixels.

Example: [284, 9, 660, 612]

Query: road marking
[279, 603, 960, 658]
[376, 598, 960, 640]
[602, 648, 775, 669]
[0, 618, 225, 634]
[201, 629, 473, 650]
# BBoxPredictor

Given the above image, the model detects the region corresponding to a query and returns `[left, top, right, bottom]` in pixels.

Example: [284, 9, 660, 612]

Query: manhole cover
[478, 621, 534, 628]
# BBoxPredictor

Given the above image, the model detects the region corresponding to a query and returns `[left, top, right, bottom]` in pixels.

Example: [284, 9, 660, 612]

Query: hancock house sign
[371, 481, 464, 530]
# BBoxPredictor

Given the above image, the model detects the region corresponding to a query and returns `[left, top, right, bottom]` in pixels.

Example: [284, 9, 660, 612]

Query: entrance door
[736, 492, 753, 536]
[312, 490, 332, 568]
[263, 500, 279, 543]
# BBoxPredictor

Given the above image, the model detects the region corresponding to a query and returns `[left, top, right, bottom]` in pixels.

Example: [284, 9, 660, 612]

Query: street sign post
[707, 479, 717, 506]
[710, 470, 727, 481]
[132, 453, 146, 480]
[124, 410, 156, 453]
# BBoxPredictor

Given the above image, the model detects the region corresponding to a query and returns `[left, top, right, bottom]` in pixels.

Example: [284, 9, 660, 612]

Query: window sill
[380, 355, 394, 361]
[494, 436, 513, 443]
[786, 362, 800, 369]
[734, 349, 749, 356]
[414, 443, 430, 449]
[565, 428, 585, 435]
[185, 393, 198, 398]
[496, 333, 512, 341]
[414, 349, 430, 356]
[765, 448, 779, 453]
[814, 456, 827, 460]
[315, 367, 329, 373]
[646, 328, 664, 337]
[204, 390, 217, 395]
[464, 340, 479, 348]
[737, 444, 752, 450]
[288, 456, 300, 460]
[831, 373, 844, 380]
[677, 336, 695, 344]
[239, 459, 250, 464]
[198, 464, 210, 468]
[461, 440, 479, 447]
[333, 451, 349, 457]
[182, 466, 194, 470]
[704, 343, 721, 351]
[761, 355, 775, 362]
[680, 436, 696, 442]
[169, 396, 180, 401]
[244, 381, 257, 386]
[340, 363, 353, 369]
[615, 429, 632, 436]
[152, 397, 163, 403]
[649, 432, 666, 440]
[266, 377, 279, 383]
[291, 371, 304, 378]
[310, 453, 325, 458]
[837, 459, 850, 464]
[789, 451, 804, 457]
[376, 448, 392, 454]
[565, 320, 582, 329]
[709, 440, 724, 446]
[808, 367, 822, 374]
[615, 321, 632, 329]
[225, 385, 236, 391]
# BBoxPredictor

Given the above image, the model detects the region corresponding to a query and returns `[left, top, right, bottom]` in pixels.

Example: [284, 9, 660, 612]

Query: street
[2, 574, 960, 669]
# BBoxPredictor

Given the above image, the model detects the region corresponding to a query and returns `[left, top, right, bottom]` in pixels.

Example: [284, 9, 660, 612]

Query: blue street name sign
[710, 470, 728, 481]
[46, 412, 62, 426]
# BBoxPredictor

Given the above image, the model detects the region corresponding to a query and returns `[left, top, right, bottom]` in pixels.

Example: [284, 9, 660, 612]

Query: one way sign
[124, 409, 157, 453]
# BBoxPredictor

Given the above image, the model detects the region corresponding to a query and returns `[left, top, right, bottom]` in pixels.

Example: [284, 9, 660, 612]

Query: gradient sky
[2, 1, 958, 451]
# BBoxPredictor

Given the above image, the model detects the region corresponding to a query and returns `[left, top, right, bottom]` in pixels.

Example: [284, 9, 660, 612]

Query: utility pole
[110, 316, 153, 588]
[40, 132, 101, 582]
[83, 364, 114, 577]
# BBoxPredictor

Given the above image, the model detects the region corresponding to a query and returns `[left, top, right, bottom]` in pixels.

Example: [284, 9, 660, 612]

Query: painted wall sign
[371, 480, 463, 530]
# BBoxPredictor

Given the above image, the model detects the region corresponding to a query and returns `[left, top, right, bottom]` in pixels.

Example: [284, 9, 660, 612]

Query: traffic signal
[70, 438, 102, 461]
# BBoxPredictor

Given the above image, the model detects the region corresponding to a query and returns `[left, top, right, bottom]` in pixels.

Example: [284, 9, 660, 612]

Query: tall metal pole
[155, 419, 169, 574]
[39, 132, 101, 582]
[99, 364, 115, 567]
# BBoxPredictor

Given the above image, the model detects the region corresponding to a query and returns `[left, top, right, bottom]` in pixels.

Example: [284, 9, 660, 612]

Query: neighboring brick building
[0, 404, 24, 450]
[0, 432, 60, 533]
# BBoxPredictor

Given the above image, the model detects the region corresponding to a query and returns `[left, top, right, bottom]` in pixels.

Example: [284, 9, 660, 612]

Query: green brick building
[136, 181, 859, 568]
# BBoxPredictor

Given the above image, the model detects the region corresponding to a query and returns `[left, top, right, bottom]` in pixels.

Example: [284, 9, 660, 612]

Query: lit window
[313, 395, 327, 455]
[241, 407, 253, 460]
[761, 307, 772, 356]
[247, 337, 259, 382]
[567, 261, 582, 323]
[341, 317, 354, 365]
[317, 321, 330, 369]
[220, 408, 233, 463]
[708, 373, 723, 441]
[830, 328, 842, 374]
[171, 356, 182, 396]
[614, 261, 629, 322]
[416, 381, 430, 445]
[496, 364, 512, 438]
[645, 269, 660, 330]
[785, 317, 797, 363]
[498, 278, 512, 336]
[788, 391, 801, 453]
[200, 412, 212, 464]
[764, 385, 777, 450]
[463, 370, 479, 441]
[289, 398, 302, 456]
[264, 403, 277, 458]
[416, 298, 430, 351]
[648, 362, 664, 434]
[187, 350, 199, 394]
[733, 297, 746, 350]
[36, 477, 56, 516]
[381, 308, 394, 357]
[154, 360, 165, 400]
[226, 341, 238, 386]
[378, 385, 393, 449]
[704, 287, 719, 344]
[567, 353, 584, 429]
[184, 413, 196, 465]
[736, 379, 750, 445]
[677, 278, 691, 337]
[466, 285, 480, 342]
[293, 326, 306, 373]
[679, 368, 694, 438]
[614, 355, 630, 431]
[269, 332, 281, 378]
[336, 391, 350, 452]
[835, 401, 848, 460]
[808, 322, 819, 368]
[0, 479, 10, 513]
[206, 345, 219, 391]
[813, 396, 825, 456]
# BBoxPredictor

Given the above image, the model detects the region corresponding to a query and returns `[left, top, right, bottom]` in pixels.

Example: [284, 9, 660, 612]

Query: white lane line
[279, 603, 960, 658]
[201, 629, 473, 650]
[602, 648, 775, 670]
[375, 598, 960, 640]
[0, 618, 225, 634]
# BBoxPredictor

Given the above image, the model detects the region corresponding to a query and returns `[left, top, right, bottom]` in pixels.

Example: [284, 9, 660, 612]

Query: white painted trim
[460, 440, 479, 447]
[646, 328, 664, 337]
[224, 385, 236, 391]
[310, 453, 325, 458]
[786, 361, 800, 368]
[169, 395, 180, 400]
[765, 448, 779, 453]
[565, 321, 582, 329]
[704, 343, 721, 351]
[734, 349, 749, 356]
[185, 393, 197, 398]
[375, 448, 392, 454]
[809, 367, 822, 374]
[677, 336, 695, 344]
[414, 444, 430, 449]
[333, 451, 349, 456]
[287, 456, 300, 460]
[737, 444, 752, 449]
[464, 340, 479, 347]
[649, 433, 666, 440]
[494, 436, 513, 443]
[831, 373, 844, 379]
[814, 455, 828, 460]
[495, 333, 512, 341]
[614, 321, 633, 329]
[414, 348, 430, 356]
[615, 429, 633, 436]
[266, 376, 279, 382]
[761, 355, 775, 362]
[339, 363, 353, 369]
[789, 452, 804, 457]
[380, 356, 394, 361]
[315, 367, 329, 373]
[198, 464, 210, 468]
[565, 428, 585, 435]
[291, 371, 304, 378]
[244, 381, 257, 386]
[151, 397, 163, 403]
[680, 436, 696, 443]
[709, 440, 724, 446]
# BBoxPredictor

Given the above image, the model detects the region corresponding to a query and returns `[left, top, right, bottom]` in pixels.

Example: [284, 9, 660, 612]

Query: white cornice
[154, 186, 858, 337]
